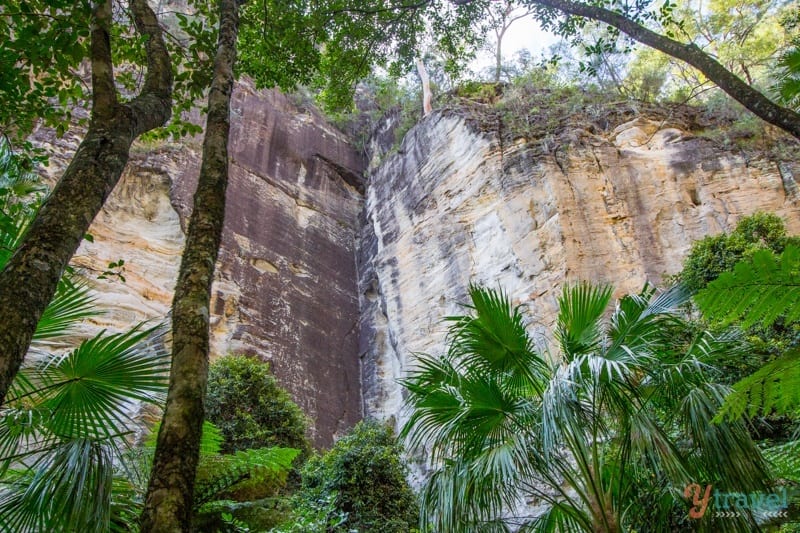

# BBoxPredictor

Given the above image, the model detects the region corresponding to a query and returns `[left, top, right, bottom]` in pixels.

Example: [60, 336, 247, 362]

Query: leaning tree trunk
[0, 0, 172, 405]
[528, 0, 800, 140]
[139, 0, 240, 530]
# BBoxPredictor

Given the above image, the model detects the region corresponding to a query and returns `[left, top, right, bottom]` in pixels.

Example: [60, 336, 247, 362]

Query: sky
[469, 14, 561, 75]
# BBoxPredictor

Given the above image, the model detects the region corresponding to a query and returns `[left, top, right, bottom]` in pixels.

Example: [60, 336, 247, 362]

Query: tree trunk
[139, 0, 240, 530]
[416, 57, 433, 116]
[528, 0, 800, 139]
[0, 0, 172, 405]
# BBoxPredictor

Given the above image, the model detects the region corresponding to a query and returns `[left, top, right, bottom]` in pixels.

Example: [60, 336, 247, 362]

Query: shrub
[679, 213, 800, 385]
[205, 355, 311, 456]
[680, 212, 800, 293]
[277, 420, 419, 533]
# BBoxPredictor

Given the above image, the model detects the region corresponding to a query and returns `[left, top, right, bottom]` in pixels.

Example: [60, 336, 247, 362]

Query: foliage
[668, 0, 791, 91]
[402, 283, 771, 532]
[0, 144, 172, 532]
[0, 0, 92, 143]
[106, 420, 300, 533]
[775, 43, 800, 110]
[695, 245, 800, 420]
[0, 324, 171, 533]
[679, 212, 800, 294]
[763, 439, 800, 483]
[205, 355, 311, 455]
[276, 420, 419, 533]
[696, 245, 800, 329]
[677, 214, 800, 387]
[0, 141, 94, 340]
[237, 0, 486, 112]
[270, 492, 348, 533]
[194, 446, 299, 508]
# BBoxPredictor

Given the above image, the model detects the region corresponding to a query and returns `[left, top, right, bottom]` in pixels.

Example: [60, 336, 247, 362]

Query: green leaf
[26, 323, 170, 440]
[695, 245, 800, 328]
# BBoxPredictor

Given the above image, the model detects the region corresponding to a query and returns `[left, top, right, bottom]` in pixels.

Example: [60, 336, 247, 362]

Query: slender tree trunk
[527, 0, 800, 139]
[494, 29, 504, 83]
[139, 0, 241, 530]
[0, 0, 172, 405]
[416, 57, 433, 116]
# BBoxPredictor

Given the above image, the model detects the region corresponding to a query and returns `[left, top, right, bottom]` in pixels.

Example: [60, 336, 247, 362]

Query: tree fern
[696, 245, 800, 419]
[695, 246, 800, 328]
[762, 439, 800, 482]
[713, 349, 800, 420]
[193, 447, 299, 508]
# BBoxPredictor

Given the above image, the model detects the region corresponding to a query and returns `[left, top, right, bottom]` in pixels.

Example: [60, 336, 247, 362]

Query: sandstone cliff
[33, 85, 800, 447]
[37, 82, 364, 447]
[358, 101, 800, 425]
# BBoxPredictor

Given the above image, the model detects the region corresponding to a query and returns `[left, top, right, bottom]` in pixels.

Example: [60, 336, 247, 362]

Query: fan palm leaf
[0, 439, 114, 533]
[404, 284, 772, 532]
[0, 324, 170, 531]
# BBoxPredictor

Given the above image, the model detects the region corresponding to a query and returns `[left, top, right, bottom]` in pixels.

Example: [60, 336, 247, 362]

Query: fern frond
[193, 447, 299, 508]
[695, 246, 800, 328]
[762, 439, 800, 482]
[193, 467, 251, 508]
[714, 349, 800, 420]
[145, 421, 225, 457]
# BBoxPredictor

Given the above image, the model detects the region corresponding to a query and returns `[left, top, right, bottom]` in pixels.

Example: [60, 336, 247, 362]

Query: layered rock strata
[41, 84, 365, 447]
[358, 109, 800, 425]
[32, 86, 800, 448]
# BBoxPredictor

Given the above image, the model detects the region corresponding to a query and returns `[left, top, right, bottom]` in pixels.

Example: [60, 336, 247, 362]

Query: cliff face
[35, 86, 800, 447]
[42, 83, 365, 447]
[358, 109, 800, 423]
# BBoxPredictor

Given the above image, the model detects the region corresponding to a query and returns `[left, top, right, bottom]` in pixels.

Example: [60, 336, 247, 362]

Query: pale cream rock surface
[357, 111, 800, 430]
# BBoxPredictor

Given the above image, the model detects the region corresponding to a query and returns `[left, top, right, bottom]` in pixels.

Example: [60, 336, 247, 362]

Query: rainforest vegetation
[1, 0, 800, 531]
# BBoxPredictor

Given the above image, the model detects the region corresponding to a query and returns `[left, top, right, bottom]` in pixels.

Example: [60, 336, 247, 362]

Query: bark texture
[139, 0, 240, 530]
[527, 0, 800, 139]
[0, 0, 172, 405]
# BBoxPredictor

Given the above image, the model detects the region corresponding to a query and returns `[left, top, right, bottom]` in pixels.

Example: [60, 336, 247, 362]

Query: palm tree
[402, 283, 772, 532]
[0, 144, 172, 532]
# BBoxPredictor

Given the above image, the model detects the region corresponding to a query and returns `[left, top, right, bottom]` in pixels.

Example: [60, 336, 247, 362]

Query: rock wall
[34, 86, 800, 448]
[358, 109, 800, 424]
[41, 83, 365, 447]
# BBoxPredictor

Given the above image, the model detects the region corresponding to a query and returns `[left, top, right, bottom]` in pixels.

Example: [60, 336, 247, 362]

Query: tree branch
[128, 0, 173, 135]
[90, 0, 117, 119]
[527, 0, 800, 139]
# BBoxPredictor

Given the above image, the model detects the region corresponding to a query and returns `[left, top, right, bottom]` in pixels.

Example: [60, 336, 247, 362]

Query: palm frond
[36, 323, 170, 440]
[681, 384, 770, 493]
[402, 350, 536, 465]
[0, 439, 114, 533]
[774, 44, 800, 109]
[420, 459, 514, 533]
[521, 501, 592, 532]
[34, 277, 97, 340]
[447, 285, 547, 391]
[608, 284, 688, 354]
[695, 246, 800, 328]
[404, 282, 773, 532]
[555, 283, 613, 358]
